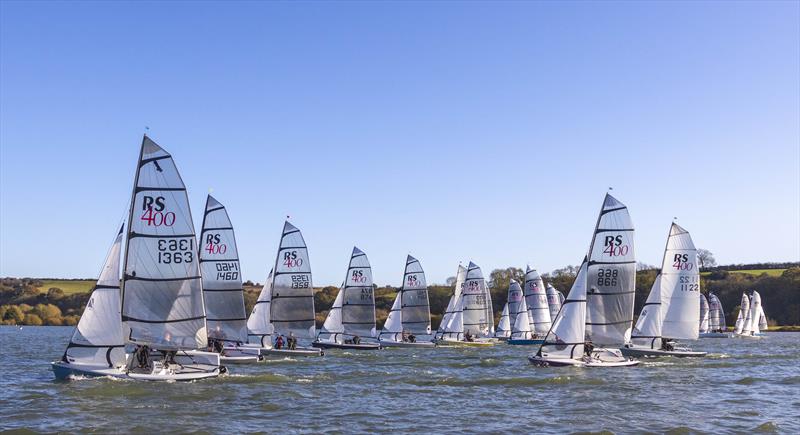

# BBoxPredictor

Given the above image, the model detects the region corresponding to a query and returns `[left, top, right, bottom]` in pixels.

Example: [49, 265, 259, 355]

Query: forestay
[270, 222, 315, 339]
[586, 194, 636, 346]
[545, 283, 562, 319]
[200, 195, 247, 344]
[659, 223, 700, 340]
[247, 270, 274, 346]
[699, 294, 710, 334]
[495, 303, 511, 338]
[462, 262, 493, 337]
[122, 136, 207, 350]
[536, 260, 589, 360]
[524, 267, 552, 335]
[631, 274, 663, 349]
[708, 292, 726, 332]
[400, 255, 431, 335]
[63, 225, 126, 367]
[342, 247, 376, 337]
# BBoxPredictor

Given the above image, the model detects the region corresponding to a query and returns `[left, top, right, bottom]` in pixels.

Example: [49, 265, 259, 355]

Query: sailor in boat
[275, 335, 285, 350]
[352, 335, 361, 345]
[583, 340, 594, 357]
[132, 345, 152, 372]
[661, 340, 675, 351]
[408, 333, 416, 343]
[287, 333, 297, 350]
[464, 330, 474, 342]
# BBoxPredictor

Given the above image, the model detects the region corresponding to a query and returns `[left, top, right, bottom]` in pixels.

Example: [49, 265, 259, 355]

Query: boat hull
[378, 340, 436, 348]
[260, 347, 324, 357]
[435, 339, 494, 348]
[507, 338, 545, 346]
[312, 341, 381, 350]
[620, 346, 707, 358]
[529, 354, 640, 368]
[126, 350, 222, 381]
[51, 361, 127, 380]
[734, 334, 764, 340]
[700, 332, 731, 338]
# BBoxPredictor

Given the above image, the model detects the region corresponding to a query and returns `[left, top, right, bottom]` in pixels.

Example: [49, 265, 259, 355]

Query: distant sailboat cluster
[52, 136, 770, 381]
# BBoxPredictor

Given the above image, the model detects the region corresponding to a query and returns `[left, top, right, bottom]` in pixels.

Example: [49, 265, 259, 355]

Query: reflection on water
[1, 326, 798, 433]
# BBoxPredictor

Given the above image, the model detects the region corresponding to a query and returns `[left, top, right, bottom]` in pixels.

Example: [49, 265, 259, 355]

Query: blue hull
[508, 339, 544, 345]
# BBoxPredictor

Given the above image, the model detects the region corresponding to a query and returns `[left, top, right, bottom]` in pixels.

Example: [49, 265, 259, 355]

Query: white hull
[312, 341, 381, 350]
[127, 350, 222, 381]
[620, 345, 707, 358]
[378, 340, 436, 348]
[530, 347, 639, 367]
[734, 333, 764, 340]
[700, 332, 731, 338]
[218, 345, 263, 363]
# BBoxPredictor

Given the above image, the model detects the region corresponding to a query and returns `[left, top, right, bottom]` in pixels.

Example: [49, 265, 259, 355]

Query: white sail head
[318, 285, 345, 343]
[586, 193, 636, 346]
[247, 269, 274, 346]
[749, 291, 762, 335]
[708, 292, 726, 332]
[524, 267, 552, 335]
[270, 221, 316, 339]
[537, 259, 589, 360]
[495, 303, 511, 338]
[659, 223, 700, 340]
[379, 291, 404, 342]
[342, 247, 376, 337]
[439, 265, 466, 340]
[511, 292, 533, 340]
[122, 136, 207, 350]
[64, 225, 126, 367]
[200, 195, 248, 344]
[699, 294, 710, 334]
[631, 274, 663, 349]
[400, 255, 431, 335]
[545, 283, 562, 319]
[462, 262, 493, 337]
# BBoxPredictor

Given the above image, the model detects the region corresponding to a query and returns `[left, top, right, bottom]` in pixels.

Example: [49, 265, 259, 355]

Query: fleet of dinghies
[53, 136, 771, 380]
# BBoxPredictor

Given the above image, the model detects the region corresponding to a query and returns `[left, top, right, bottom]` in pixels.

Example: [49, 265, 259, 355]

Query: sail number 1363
[157, 238, 194, 264]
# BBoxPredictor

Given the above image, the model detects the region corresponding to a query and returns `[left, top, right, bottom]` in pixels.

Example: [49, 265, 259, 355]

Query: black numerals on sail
[596, 268, 618, 287]
[679, 276, 699, 292]
[216, 262, 238, 280]
[290, 275, 309, 289]
[360, 288, 373, 301]
[157, 238, 194, 264]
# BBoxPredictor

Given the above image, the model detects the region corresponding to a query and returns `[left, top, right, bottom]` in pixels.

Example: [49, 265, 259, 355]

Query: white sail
[507, 279, 524, 332]
[536, 260, 589, 361]
[749, 291, 762, 335]
[708, 292, 726, 332]
[558, 291, 565, 305]
[400, 255, 431, 335]
[462, 262, 492, 337]
[200, 195, 247, 344]
[545, 283, 562, 319]
[758, 305, 768, 332]
[699, 294, 710, 334]
[631, 274, 663, 349]
[734, 293, 750, 334]
[63, 225, 126, 367]
[121, 136, 207, 350]
[659, 223, 700, 340]
[511, 295, 534, 340]
[246, 270, 274, 346]
[524, 267, 552, 335]
[495, 303, 511, 338]
[318, 286, 344, 342]
[439, 265, 466, 340]
[342, 247, 376, 337]
[270, 221, 315, 339]
[379, 292, 403, 342]
[586, 194, 636, 346]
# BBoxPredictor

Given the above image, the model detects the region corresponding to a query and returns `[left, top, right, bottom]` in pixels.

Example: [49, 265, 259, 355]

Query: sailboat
[530, 194, 640, 367]
[314, 247, 381, 350]
[622, 223, 706, 357]
[509, 268, 551, 345]
[494, 303, 511, 340]
[53, 226, 128, 379]
[545, 283, 563, 320]
[379, 256, 435, 348]
[699, 294, 710, 335]
[701, 292, 729, 337]
[508, 281, 539, 345]
[251, 222, 323, 356]
[436, 263, 495, 347]
[741, 290, 767, 339]
[122, 136, 222, 380]
[199, 195, 260, 363]
[734, 293, 750, 336]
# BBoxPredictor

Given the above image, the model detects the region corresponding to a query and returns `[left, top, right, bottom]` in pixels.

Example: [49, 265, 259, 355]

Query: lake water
[1, 326, 798, 434]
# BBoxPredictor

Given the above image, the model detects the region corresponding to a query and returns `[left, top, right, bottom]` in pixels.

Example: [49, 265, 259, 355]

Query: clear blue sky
[1, 1, 798, 286]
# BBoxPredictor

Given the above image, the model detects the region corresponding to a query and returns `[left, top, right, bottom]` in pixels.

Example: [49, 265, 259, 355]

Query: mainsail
[462, 262, 493, 337]
[510, 295, 534, 340]
[758, 305, 768, 332]
[400, 255, 431, 334]
[631, 274, 664, 349]
[659, 223, 700, 340]
[246, 270, 274, 346]
[270, 222, 315, 339]
[708, 292, 726, 332]
[200, 195, 247, 344]
[495, 303, 511, 339]
[341, 247, 376, 337]
[121, 136, 207, 350]
[319, 285, 345, 341]
[545, 283, 562, 319]
[585, 194, 636, 346]
[750, 291, 763, 335]
[524, 267, 552, 335]
[734, 293, 750, 335]
[536, 260, 589, 360]
[439, 265, 466, 340]
[63, 225, 126, 367]
[507, 279, 524, 331]
[379, 291, 403, 342]
[699, 294, 710, 334]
